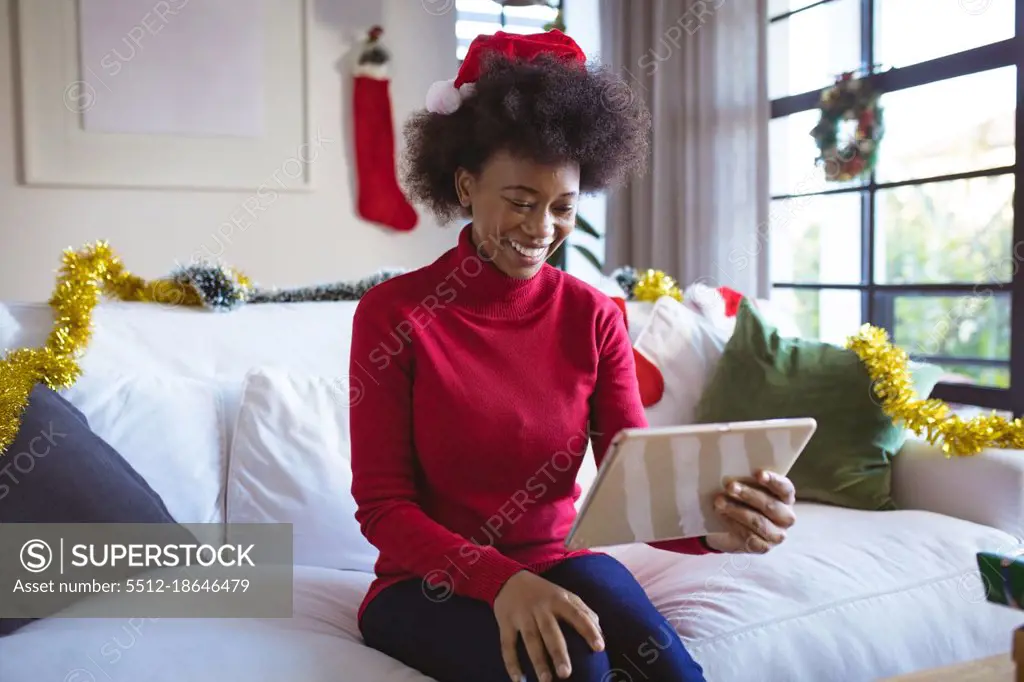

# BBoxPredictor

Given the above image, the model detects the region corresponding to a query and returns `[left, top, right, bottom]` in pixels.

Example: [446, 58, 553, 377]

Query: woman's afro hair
[401, 53, 651, 223]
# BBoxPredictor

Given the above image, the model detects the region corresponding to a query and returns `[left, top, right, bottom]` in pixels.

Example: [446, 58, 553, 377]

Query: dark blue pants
[360, 553, 706, 682]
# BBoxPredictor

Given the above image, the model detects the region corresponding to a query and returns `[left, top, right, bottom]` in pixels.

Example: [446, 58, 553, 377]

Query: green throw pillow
[693, 299, 943, 511]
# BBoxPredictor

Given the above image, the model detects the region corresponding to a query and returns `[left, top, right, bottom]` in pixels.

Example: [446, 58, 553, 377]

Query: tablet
[564, 418, 817, 550]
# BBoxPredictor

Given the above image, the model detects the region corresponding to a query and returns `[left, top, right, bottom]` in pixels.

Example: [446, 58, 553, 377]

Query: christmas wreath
[810, 71, 884, 182]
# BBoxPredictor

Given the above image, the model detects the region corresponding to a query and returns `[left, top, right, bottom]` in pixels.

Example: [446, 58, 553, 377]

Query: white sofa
[1, 299, 1023, 682]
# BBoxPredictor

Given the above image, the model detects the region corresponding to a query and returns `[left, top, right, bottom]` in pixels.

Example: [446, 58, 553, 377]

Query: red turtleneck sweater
[349, 225, 713, 621]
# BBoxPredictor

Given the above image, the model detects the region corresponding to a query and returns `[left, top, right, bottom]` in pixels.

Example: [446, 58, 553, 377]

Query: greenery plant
[547, 214, 604, 272]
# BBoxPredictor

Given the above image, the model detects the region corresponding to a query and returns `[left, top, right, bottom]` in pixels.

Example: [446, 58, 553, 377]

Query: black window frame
[769, 0, 1024, 416]
[456, 1, 563, 62]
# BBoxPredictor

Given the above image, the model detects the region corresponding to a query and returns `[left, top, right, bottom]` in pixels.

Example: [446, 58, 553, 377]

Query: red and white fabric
[611, 284, 746, 415]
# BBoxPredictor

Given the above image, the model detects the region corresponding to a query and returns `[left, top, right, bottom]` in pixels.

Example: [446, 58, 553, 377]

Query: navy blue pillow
[0, 384, 187, 635]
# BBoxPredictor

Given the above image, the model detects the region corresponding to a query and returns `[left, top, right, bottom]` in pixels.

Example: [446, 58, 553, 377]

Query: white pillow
[632, 297, 731, 427]
[624, 301, 656, 344]
[1, 300, 368, 469]
[59, 373, 227, 524]
[681, 283, 737, 336]
[226, 367, 378, 573]
[590, 274, 628, 299]
[0, 301, 359, 381]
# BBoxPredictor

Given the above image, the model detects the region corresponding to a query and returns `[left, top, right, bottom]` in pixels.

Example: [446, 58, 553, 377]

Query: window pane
[875, 0, 1015, 69]
[770, 111, 867, 196]
[769, 0, 822, 18]
[889, 293, 1010, 388]
[768, 0, 861, 100]
[456, 1, 557, 59]
[456, 20, 501, 40]
[456, 0, 501, 14]
[875, 175, 1015, 284]
[501, 22, 555, 35]
[501, 4, 559, 22]
[941, 401, 1014, 420]
[935, 362, 1009, 389]
[770, 288, 863, 345]
[770, 194, 863, 284]
[875, 67, 1016, 183]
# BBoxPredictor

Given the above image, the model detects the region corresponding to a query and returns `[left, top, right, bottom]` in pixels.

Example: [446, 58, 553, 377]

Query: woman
[349, 30, 797, 682]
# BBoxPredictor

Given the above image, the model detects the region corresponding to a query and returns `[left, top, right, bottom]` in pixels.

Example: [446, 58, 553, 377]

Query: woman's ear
[454, 167, 474, 208]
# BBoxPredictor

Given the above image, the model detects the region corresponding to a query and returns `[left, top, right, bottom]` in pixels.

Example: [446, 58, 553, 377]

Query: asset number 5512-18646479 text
[125, 578, 250, 593]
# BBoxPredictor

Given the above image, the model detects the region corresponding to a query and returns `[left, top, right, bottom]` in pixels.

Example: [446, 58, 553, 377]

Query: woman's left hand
[703, 469, 797, 554]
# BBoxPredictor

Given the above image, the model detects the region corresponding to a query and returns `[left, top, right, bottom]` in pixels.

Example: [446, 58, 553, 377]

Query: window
[455, 0, 561, 61]
[768, 0, 1022, 414]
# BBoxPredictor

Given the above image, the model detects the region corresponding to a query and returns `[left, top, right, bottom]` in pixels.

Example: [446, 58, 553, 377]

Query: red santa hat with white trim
[425, 29, 587, 115]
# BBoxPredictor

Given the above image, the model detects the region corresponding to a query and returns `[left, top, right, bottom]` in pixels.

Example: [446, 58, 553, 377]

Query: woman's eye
[554, 206, 575, 215]
[507, 200, 532, 209]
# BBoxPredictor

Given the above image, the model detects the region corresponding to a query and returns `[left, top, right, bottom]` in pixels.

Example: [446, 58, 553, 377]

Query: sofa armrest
[892, 436, 1024, 539]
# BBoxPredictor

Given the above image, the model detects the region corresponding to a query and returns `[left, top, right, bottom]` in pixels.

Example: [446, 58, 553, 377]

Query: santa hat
[425, 29, 586, 115]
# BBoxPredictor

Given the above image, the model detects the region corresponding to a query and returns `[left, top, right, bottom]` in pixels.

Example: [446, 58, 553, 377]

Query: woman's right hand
[493, 570, 604, 682]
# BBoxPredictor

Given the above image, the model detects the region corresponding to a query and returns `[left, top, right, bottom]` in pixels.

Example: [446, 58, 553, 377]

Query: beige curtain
[600, 0, 770, 298]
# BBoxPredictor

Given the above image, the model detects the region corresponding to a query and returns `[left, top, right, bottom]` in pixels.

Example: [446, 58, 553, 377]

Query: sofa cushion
[623, 301, 656, 344]
[59, 373, 227, 525]
[0, 301, 358, 382]
[0, 300, 360, 450]
[0, 385, 180, 523]
[611, 502, 1024, 681]
[632, 297, 730, 426]
[0, 566, 436, 682]
[226, 368, 378, 573]
[894, 437, 1024, 539]
[0, 385, 183, 636]
[694, 299, 943, 510]
[4, 507, 1018, 682]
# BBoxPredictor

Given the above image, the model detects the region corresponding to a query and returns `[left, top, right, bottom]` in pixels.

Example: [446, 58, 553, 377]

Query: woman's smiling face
[456, 150, 580, 279]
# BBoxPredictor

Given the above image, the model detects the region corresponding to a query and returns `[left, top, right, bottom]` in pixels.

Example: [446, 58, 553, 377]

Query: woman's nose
[523, 211, 556, 241]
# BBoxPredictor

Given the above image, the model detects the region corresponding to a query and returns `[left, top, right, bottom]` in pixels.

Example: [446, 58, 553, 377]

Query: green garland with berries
[810, 71, 884, 182]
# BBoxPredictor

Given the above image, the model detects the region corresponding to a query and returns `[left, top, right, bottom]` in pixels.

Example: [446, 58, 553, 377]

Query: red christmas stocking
[717, 286, 745, 317]
[353, 27, 417, 232]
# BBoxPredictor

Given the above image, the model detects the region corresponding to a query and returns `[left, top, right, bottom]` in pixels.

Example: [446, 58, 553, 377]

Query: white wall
[0, 0, 459, 301]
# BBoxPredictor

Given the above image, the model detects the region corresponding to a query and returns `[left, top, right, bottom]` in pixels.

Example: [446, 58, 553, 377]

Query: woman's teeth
[509, 240, 548, 259]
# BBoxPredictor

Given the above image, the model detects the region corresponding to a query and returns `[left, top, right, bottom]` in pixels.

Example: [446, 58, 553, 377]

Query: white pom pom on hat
[425, 79, 460, 114]
[425, 80, 478, 115]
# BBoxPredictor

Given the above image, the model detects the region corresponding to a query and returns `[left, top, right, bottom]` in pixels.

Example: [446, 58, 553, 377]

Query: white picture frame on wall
[15, 0, 314, 192]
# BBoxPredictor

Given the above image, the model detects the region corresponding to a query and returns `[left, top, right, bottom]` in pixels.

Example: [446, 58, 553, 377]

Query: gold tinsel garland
[846, 324, 1024, 457]
[4, 246, 1023, 459]
[0, 243, 201, 456]
[632, 269, 683, 303]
